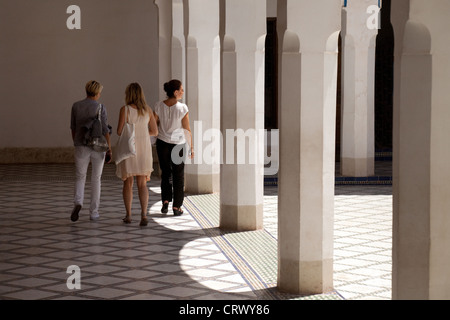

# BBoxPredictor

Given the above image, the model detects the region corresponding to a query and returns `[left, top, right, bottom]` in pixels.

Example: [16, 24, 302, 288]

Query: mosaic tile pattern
[265, 161, 393, 186]
[187, 188, 392, 300]
[0, 164, 256, 300]
[333, 185, 392, 300]
[0, 164, 392, 300]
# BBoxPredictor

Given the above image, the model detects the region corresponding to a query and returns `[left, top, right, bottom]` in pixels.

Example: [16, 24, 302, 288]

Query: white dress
[116, 106, 153, 181]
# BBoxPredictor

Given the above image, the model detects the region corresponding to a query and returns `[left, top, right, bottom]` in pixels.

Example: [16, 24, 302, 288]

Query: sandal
[122, 215, 132, 224]
[161, 201, 169, 214]
[173, 207, 184, 216]
[139, 215, 148, 226]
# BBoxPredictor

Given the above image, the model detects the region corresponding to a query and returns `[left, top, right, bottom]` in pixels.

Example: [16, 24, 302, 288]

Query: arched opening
[265, 17, 278, 131]
[375, 0, 394, 157]
[336, 33, 342, 162]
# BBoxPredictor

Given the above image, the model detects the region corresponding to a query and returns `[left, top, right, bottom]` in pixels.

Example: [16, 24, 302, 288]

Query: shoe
[161, 201, 169, 214]
[71, 205, 81, 222]
[90, 215, 100, 221]
[173, 207, 184, 216]
[122, 215, 132, 224]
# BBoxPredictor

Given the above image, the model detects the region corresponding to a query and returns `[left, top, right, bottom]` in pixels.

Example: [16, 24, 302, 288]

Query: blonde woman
[116, 83, 158, 226]
[70, 80, 112, 222]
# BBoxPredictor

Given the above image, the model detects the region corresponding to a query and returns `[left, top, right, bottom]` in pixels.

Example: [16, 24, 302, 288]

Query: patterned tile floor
[0, 163, 392, 300]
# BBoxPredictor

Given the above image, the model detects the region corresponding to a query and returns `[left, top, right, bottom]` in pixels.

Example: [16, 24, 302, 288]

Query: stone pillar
[154, 0, 172, 100]
[154, 0, 186, 100]
[154, 0, 186, 177]
[184, 0, 221, 194]
[277, 0, 341, 295]
[219, 0, 266, 231]
[340, 0, 379, 177]
[392, 0, 450, 300]
[390, 0, 409, 299]
[171, 0, 186, 86]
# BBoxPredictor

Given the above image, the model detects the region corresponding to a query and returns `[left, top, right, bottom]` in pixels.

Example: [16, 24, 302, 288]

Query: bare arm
[117, 106, 126, 136]
[181, 112, 194, 159]
[105, 132, 112, 153]
[148, 108, 158, 137]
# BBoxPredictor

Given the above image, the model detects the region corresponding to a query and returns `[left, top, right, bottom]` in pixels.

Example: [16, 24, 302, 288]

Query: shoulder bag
[114, 105, 136, 164]
[86, 104, 109, 152]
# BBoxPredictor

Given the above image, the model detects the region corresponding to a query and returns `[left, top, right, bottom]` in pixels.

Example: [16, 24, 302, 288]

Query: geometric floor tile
[0, 163, 393, 301]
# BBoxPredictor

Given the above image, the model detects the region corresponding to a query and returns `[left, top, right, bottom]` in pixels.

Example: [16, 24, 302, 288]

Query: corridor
[0, 163, 392, 300]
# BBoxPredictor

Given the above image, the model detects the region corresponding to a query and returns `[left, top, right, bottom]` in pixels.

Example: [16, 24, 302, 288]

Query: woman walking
[116, 83, 158, 226]
[70, 80, 112, 222]
[154, 79, 193, 216]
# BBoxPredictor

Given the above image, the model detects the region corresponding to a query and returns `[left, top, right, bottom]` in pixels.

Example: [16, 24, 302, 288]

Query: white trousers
[74, 146, 105, 218]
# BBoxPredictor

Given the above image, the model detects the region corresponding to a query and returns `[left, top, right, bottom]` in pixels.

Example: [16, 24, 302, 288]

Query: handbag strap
[97, 104, 102, 123]
[126, 105, 132, 124]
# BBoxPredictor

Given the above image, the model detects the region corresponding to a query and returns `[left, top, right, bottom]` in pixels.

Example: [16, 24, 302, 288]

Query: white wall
[0, 0, 159, 150]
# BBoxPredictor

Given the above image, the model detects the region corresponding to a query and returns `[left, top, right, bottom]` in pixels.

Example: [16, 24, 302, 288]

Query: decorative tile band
[184, 194, 343, 300]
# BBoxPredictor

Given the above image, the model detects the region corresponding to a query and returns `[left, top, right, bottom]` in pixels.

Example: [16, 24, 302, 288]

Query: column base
[278, 258, 333, 295]
[185, 173, 220, 194]
[340, 157, 375, 177]
[220, 203, 263, 231]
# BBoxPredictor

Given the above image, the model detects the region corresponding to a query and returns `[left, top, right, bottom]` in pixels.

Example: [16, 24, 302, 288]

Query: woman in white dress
[116, 83, 158, 226]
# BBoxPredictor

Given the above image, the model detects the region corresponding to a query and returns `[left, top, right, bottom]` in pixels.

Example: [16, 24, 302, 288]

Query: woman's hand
[105, 149, 113, 164]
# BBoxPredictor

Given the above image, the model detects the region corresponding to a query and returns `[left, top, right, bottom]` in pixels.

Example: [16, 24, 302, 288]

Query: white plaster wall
[0, 0, 159, 148]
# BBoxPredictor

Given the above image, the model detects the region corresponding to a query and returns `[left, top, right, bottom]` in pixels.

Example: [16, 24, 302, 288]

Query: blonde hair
[85, 80, 103, 97]
[125, 83, 149, 116]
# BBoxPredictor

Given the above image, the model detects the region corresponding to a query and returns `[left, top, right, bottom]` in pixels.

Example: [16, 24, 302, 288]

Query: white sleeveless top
[154, 101, 189, 145]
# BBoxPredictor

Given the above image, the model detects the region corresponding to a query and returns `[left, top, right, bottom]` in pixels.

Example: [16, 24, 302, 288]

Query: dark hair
[163, 79, 182, 98]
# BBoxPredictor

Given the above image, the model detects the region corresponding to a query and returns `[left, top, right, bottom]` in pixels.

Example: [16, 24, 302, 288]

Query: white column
[154, 0, 186, 99]
[277, 0, 341, 295]
[392, 0, 450, 300]
[154, 0, 172, 100]
[172, 0, 186, 87]
[391, 0, 409, 299]
[219, 0, 266, 231]
[340, 0, 379, 177]
[154, 0, 186, 177]
[184, 0, 221, 194]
